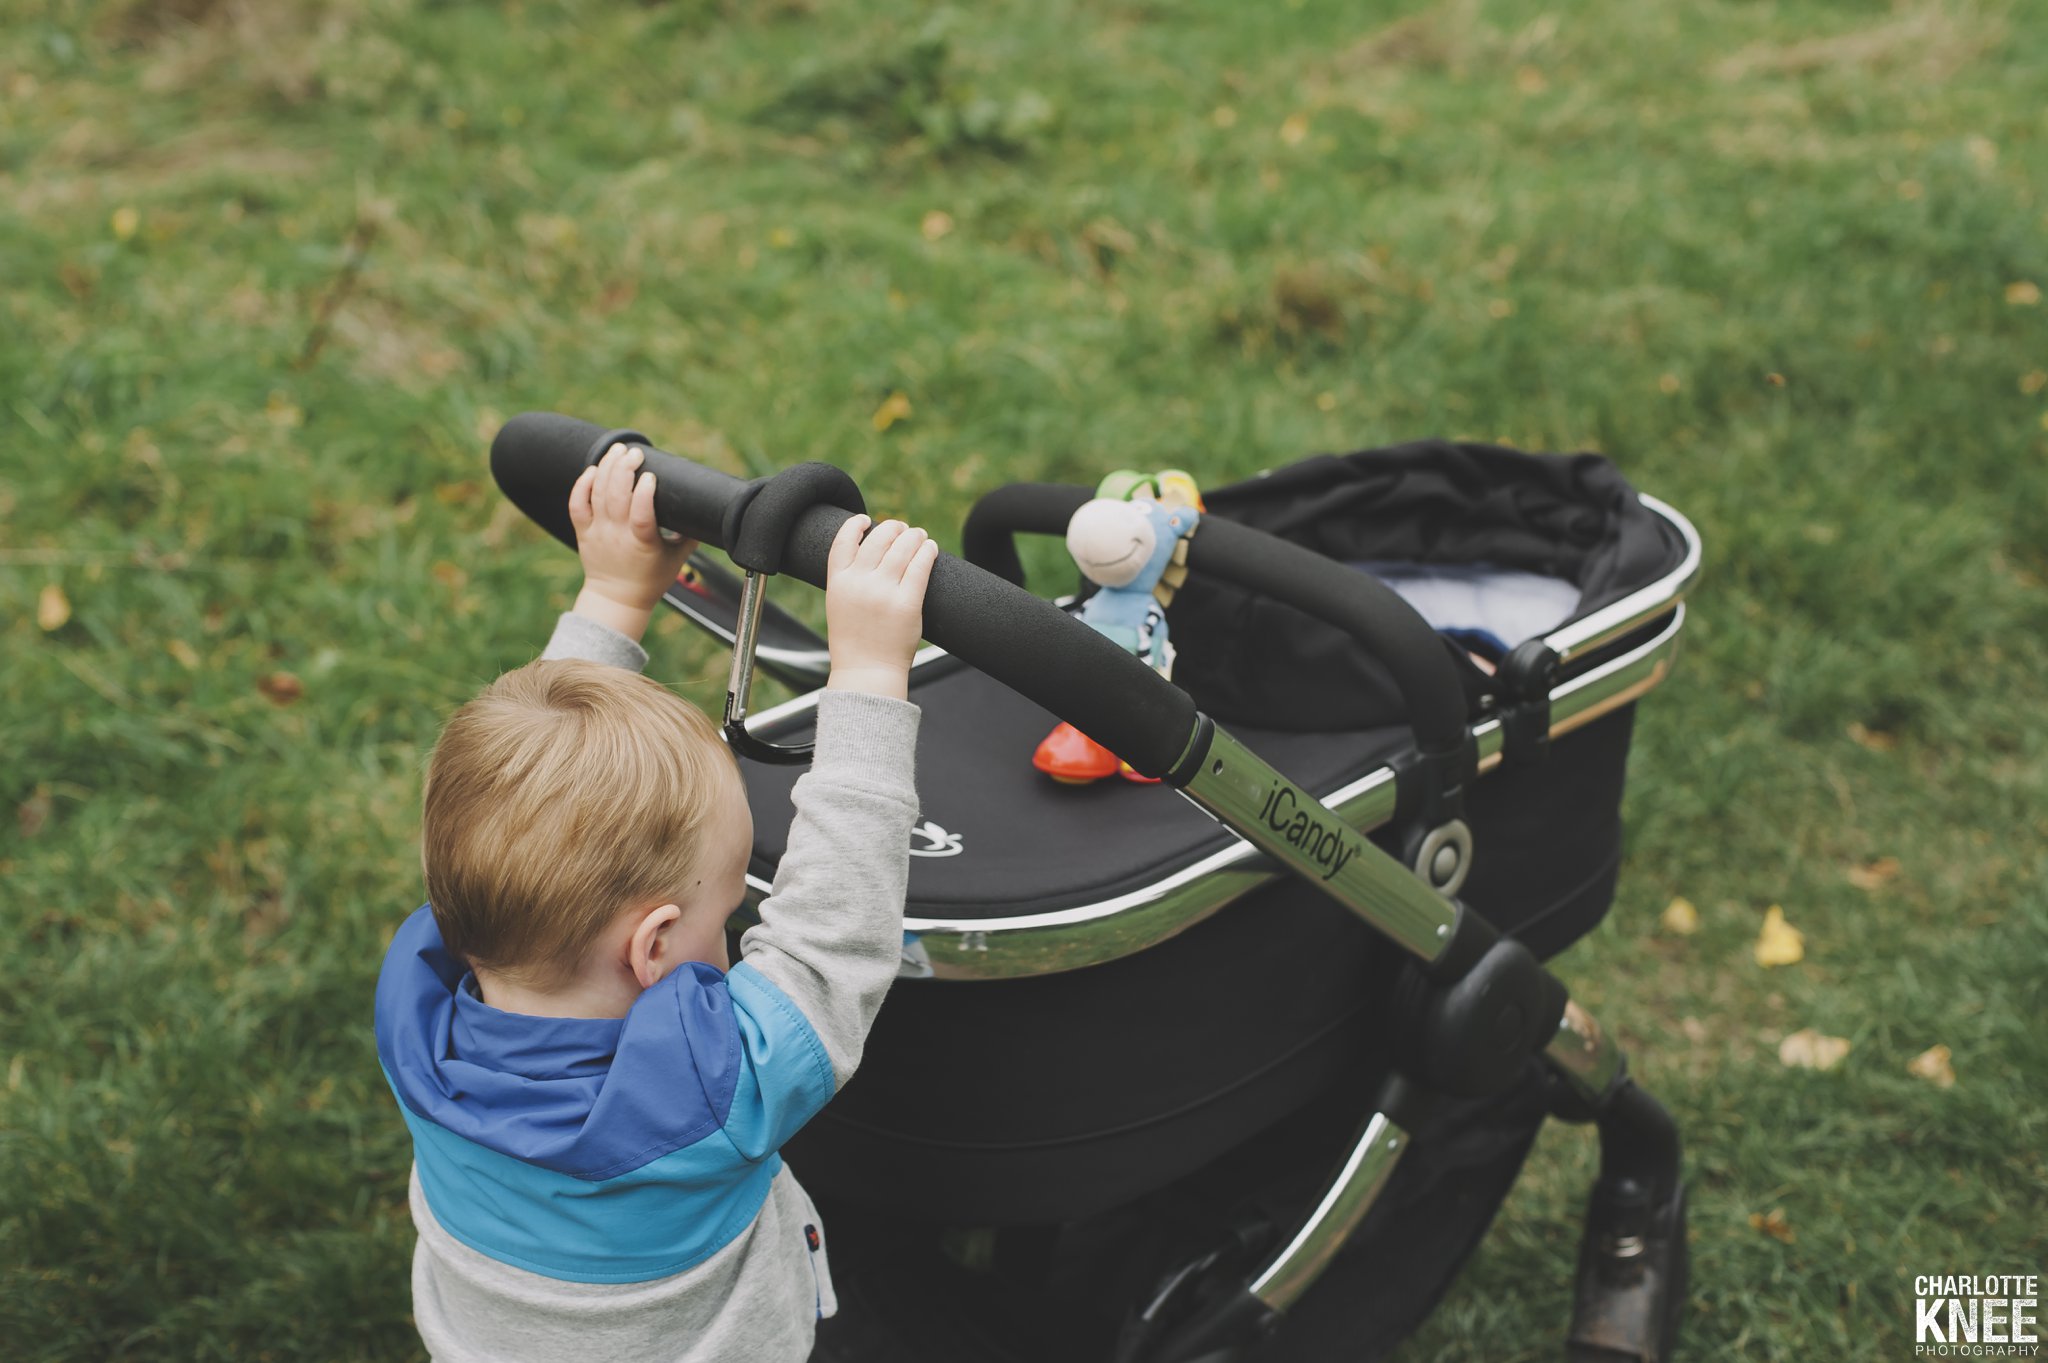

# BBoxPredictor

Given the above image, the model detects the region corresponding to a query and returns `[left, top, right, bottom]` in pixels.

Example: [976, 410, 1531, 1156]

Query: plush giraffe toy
[1033, 469, 1203, 784]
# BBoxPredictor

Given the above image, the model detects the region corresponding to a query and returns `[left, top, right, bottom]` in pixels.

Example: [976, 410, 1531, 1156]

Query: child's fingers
[828, 514, 872, 573]
[629, 469, 661, 542]
[568, 464, 597, 530]
[854, 519, 906, 569]
[590, 444, 622, 522]
[602, 445, 642, 523]
[878, 524, 929, 579]
[901, 535, 939, 600]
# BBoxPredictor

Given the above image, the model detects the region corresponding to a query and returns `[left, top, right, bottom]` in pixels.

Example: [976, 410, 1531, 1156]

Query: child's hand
[566, 443, 698, 642]
[823, 515, 938, 700]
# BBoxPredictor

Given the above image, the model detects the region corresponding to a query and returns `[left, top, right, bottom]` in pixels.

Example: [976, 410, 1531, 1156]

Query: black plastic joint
[721, 462, 866, 576]
[1391, 737, 1478, 871]
[1497, 639, 1560, 767]
[1396, 936, 1568, 1099]
[1161, 714, 1217, 789]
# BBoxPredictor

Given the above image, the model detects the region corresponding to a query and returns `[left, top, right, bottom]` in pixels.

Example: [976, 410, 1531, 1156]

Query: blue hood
[374, 905, 740, 1181]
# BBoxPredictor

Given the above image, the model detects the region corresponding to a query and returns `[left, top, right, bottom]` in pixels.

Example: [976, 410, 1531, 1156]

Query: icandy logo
[1256, 783, 1358, 881]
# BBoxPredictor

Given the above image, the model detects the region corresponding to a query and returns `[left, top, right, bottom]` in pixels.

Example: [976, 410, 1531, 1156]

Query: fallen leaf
[1754, 904, 1805, 967]
[1680, 1016, 1709, 1044]
[1662, 896, 1701, 936]
[1908, 1044, 1956, 1089]
[166, 638, 200, 669]
[1779, 1028, 1851, 1071]
[257, 671, 304, 705]
[920, 210, 954, 241]
[2006, 281, 2041, 307]
[1279, 113, 1309, 145]
[871, 391, 913, 433]
[37, 583, 71, 631]
[1846, 857, 1901, 891]
[1749, 1208, 1796, 1244]
[1514, 65, 1548, 94]
[111, 205, 140, 241]
[1211, 106, 1237, 128]
[1847, 721, 1897, 752]
[1658, 372, 1681, 394]
[2020, 370, 2046, 395]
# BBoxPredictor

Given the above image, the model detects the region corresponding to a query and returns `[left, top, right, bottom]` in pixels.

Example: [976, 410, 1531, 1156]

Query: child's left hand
[567, 442, 699, 642]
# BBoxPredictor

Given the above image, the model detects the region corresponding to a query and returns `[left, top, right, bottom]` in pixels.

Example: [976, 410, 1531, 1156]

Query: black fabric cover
[808, 1065, 1554, 1363]
[745, 655, 1415, 920]
[1169, 442, 1686, 731]
[779, 708, 1636, 1225]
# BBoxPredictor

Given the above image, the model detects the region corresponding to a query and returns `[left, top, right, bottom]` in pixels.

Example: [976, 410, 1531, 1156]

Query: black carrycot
[492, 417, 1701, 1363]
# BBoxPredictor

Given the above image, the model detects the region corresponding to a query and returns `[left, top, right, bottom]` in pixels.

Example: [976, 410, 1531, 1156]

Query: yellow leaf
[1754, 905, 1805, 967]
[1661, 896, 1700, 936]
[1908, 1044, 1956, 1089]
[1211, 106, 1238, 129]
[1748, 1207, 1796, 1244]
[1779, 1028, 1850, 1071]
[2006, 280, 2041, 306]
[871, 391, 913, 433]
[1315, 391, 1336, 412]
[1279, 113, 1309, 146]
[920, 210, 954, 241]
[37, 583, 70, 631]
[110, 205, 140, 241]
[166, 638, 200, 669]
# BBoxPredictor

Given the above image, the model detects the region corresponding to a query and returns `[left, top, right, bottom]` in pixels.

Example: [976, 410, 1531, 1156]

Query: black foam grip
[961, 483, 1094, 585]
[726, 463, 866, 575]
[490, 413, 1199, 776]
[954, 476, 1470, 755]
[493, 412, 753, 551]
[1188, 516, 1469, 754]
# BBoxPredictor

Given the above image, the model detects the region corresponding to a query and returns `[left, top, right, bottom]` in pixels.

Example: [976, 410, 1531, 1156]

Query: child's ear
[627, 904, 684, 989]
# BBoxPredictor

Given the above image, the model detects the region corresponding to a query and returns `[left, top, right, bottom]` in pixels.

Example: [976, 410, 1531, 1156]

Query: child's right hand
[823, 515, 938, 700]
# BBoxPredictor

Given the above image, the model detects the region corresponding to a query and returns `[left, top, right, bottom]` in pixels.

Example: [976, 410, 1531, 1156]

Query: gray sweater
[406, 612, 920, 1362]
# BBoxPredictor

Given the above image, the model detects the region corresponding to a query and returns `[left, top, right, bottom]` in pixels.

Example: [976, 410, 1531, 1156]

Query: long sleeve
[539, 611, 649, 671]
[734, 690, 920, 1088]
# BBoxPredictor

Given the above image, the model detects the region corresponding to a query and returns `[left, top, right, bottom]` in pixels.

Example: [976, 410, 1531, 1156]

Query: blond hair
[422, 659, 736, 989]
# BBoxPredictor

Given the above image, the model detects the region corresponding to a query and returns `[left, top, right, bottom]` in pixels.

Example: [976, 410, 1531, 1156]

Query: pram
[492, 415, 1702, 1363]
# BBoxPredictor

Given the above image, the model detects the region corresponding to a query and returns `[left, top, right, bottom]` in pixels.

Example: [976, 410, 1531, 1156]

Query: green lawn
[3, 0, 2044, 1358]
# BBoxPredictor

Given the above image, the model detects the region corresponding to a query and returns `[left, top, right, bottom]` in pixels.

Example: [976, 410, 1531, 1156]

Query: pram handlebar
[962, 482, 1472, 757]
[491, 412, 1201, 777]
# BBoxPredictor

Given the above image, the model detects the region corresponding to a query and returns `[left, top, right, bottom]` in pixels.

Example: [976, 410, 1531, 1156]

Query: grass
[2, 0, 2044, 1357]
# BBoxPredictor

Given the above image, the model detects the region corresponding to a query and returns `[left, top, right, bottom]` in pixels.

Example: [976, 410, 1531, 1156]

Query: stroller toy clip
[493, 413, 1702, 1363]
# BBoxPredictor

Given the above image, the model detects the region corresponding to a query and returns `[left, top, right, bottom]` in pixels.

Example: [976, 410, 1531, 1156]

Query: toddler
[375, 443, 936, 1362]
